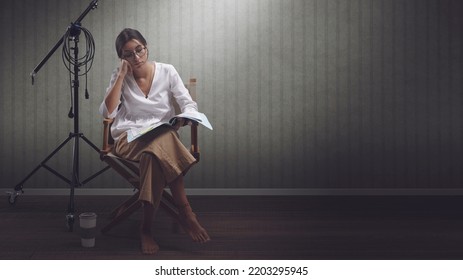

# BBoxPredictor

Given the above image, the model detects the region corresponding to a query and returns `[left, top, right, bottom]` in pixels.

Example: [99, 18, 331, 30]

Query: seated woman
[99, 28, 210, 254]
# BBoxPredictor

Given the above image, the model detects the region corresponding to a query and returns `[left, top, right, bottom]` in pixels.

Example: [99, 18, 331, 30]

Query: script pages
[127, 111, 213, 143]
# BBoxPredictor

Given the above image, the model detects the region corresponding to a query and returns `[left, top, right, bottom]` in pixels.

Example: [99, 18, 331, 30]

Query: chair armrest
[102, 118, 114, 154]
[190, 122, 200, 162]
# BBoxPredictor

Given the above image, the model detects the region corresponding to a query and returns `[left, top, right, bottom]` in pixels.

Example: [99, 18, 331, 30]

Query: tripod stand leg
[79, 133, 112, 185]
[6, 134, 74, 204]
[66, 198, 75, 232]
[81, 134, 101, 153]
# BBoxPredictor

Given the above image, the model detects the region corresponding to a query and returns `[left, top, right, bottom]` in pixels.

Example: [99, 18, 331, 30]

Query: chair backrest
[101, 78, 199, 158]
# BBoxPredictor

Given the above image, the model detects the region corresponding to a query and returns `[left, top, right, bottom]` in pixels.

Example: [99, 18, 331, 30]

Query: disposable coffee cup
[79, 212, 97, 248]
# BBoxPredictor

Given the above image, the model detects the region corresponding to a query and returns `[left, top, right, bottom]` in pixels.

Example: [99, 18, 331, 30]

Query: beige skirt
[114, 125, 197, 204]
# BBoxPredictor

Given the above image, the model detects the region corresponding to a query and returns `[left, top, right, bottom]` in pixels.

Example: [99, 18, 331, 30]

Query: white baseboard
[2, 188, 463, 196]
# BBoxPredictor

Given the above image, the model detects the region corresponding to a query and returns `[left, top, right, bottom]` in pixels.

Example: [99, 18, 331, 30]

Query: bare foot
[179, 210, 211, 243]
[140, 230, 159, 255]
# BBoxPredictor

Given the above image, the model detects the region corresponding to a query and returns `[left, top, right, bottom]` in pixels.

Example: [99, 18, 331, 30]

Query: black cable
[62, 23, 95, 117]
[68, 55, 74, 118]
[62, 23, 95, 75]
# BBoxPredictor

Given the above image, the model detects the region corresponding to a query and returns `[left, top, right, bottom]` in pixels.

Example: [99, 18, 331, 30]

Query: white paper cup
[79, 212, 97, 248]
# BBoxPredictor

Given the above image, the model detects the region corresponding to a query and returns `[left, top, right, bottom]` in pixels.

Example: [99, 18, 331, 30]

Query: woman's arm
[169, 65, 198, 113]
[104, 60, 132, 116]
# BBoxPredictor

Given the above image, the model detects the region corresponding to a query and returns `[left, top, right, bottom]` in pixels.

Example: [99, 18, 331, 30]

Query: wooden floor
[1, 194, 463, 260]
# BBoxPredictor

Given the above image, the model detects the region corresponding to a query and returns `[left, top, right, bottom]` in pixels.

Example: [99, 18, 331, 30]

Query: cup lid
[79, 212, 97, 219]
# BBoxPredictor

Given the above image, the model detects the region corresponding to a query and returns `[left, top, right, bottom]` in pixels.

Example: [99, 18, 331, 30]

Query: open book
[127, 111, 213, 143]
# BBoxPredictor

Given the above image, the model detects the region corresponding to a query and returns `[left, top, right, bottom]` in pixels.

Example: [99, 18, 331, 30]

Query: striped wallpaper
[0, 0, 462, 192]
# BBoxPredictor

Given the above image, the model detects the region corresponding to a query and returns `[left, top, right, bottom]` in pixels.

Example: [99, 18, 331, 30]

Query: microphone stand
[6, 0, 110, 232]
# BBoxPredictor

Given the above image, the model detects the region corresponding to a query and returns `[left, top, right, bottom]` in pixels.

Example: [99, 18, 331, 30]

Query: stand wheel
[8, 194, 17, 205]
[6, 188, 22, 205]
[66, 214, 75, 232]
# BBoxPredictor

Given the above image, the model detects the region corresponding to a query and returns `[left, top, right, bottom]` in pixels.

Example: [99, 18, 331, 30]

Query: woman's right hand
[105, 59, 131, 115]
[118, 59, 132, 77]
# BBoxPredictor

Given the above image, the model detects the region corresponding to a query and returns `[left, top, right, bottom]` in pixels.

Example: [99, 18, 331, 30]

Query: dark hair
[115, 28, 147, 58]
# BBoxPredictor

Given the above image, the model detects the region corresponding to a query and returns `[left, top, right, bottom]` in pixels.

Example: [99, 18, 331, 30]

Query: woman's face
[121, 39, 148, 68]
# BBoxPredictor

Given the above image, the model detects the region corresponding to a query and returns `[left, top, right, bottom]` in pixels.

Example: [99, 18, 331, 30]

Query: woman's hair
[115, 28, 147, 58]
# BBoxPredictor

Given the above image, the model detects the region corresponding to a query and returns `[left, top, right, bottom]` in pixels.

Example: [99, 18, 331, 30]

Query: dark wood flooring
[1, 194, 463, 260]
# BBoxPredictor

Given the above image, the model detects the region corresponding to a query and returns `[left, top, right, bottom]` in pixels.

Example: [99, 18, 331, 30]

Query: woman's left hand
[173, 118, 193, 131]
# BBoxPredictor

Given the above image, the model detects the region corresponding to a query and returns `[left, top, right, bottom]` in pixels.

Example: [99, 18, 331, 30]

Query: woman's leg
[169, 176, 211, 243]
[140, 202, 159, 254]
[138, 153, 166, 254]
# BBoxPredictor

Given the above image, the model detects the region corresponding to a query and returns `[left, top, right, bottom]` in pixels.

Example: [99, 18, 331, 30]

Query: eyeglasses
[121, 46, 147, 60]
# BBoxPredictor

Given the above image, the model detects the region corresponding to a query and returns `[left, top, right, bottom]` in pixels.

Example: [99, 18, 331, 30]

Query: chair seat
[101, 152, 140, 188]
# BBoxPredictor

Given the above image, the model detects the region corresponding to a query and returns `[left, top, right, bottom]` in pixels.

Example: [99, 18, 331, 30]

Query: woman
[99, 28, 210, 254]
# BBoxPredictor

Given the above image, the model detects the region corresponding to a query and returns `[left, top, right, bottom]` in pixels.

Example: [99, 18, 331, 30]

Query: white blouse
[99, 61, 198, 141]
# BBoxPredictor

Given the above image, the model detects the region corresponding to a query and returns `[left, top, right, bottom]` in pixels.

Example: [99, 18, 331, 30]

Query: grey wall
[1, 0, 462, 192]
